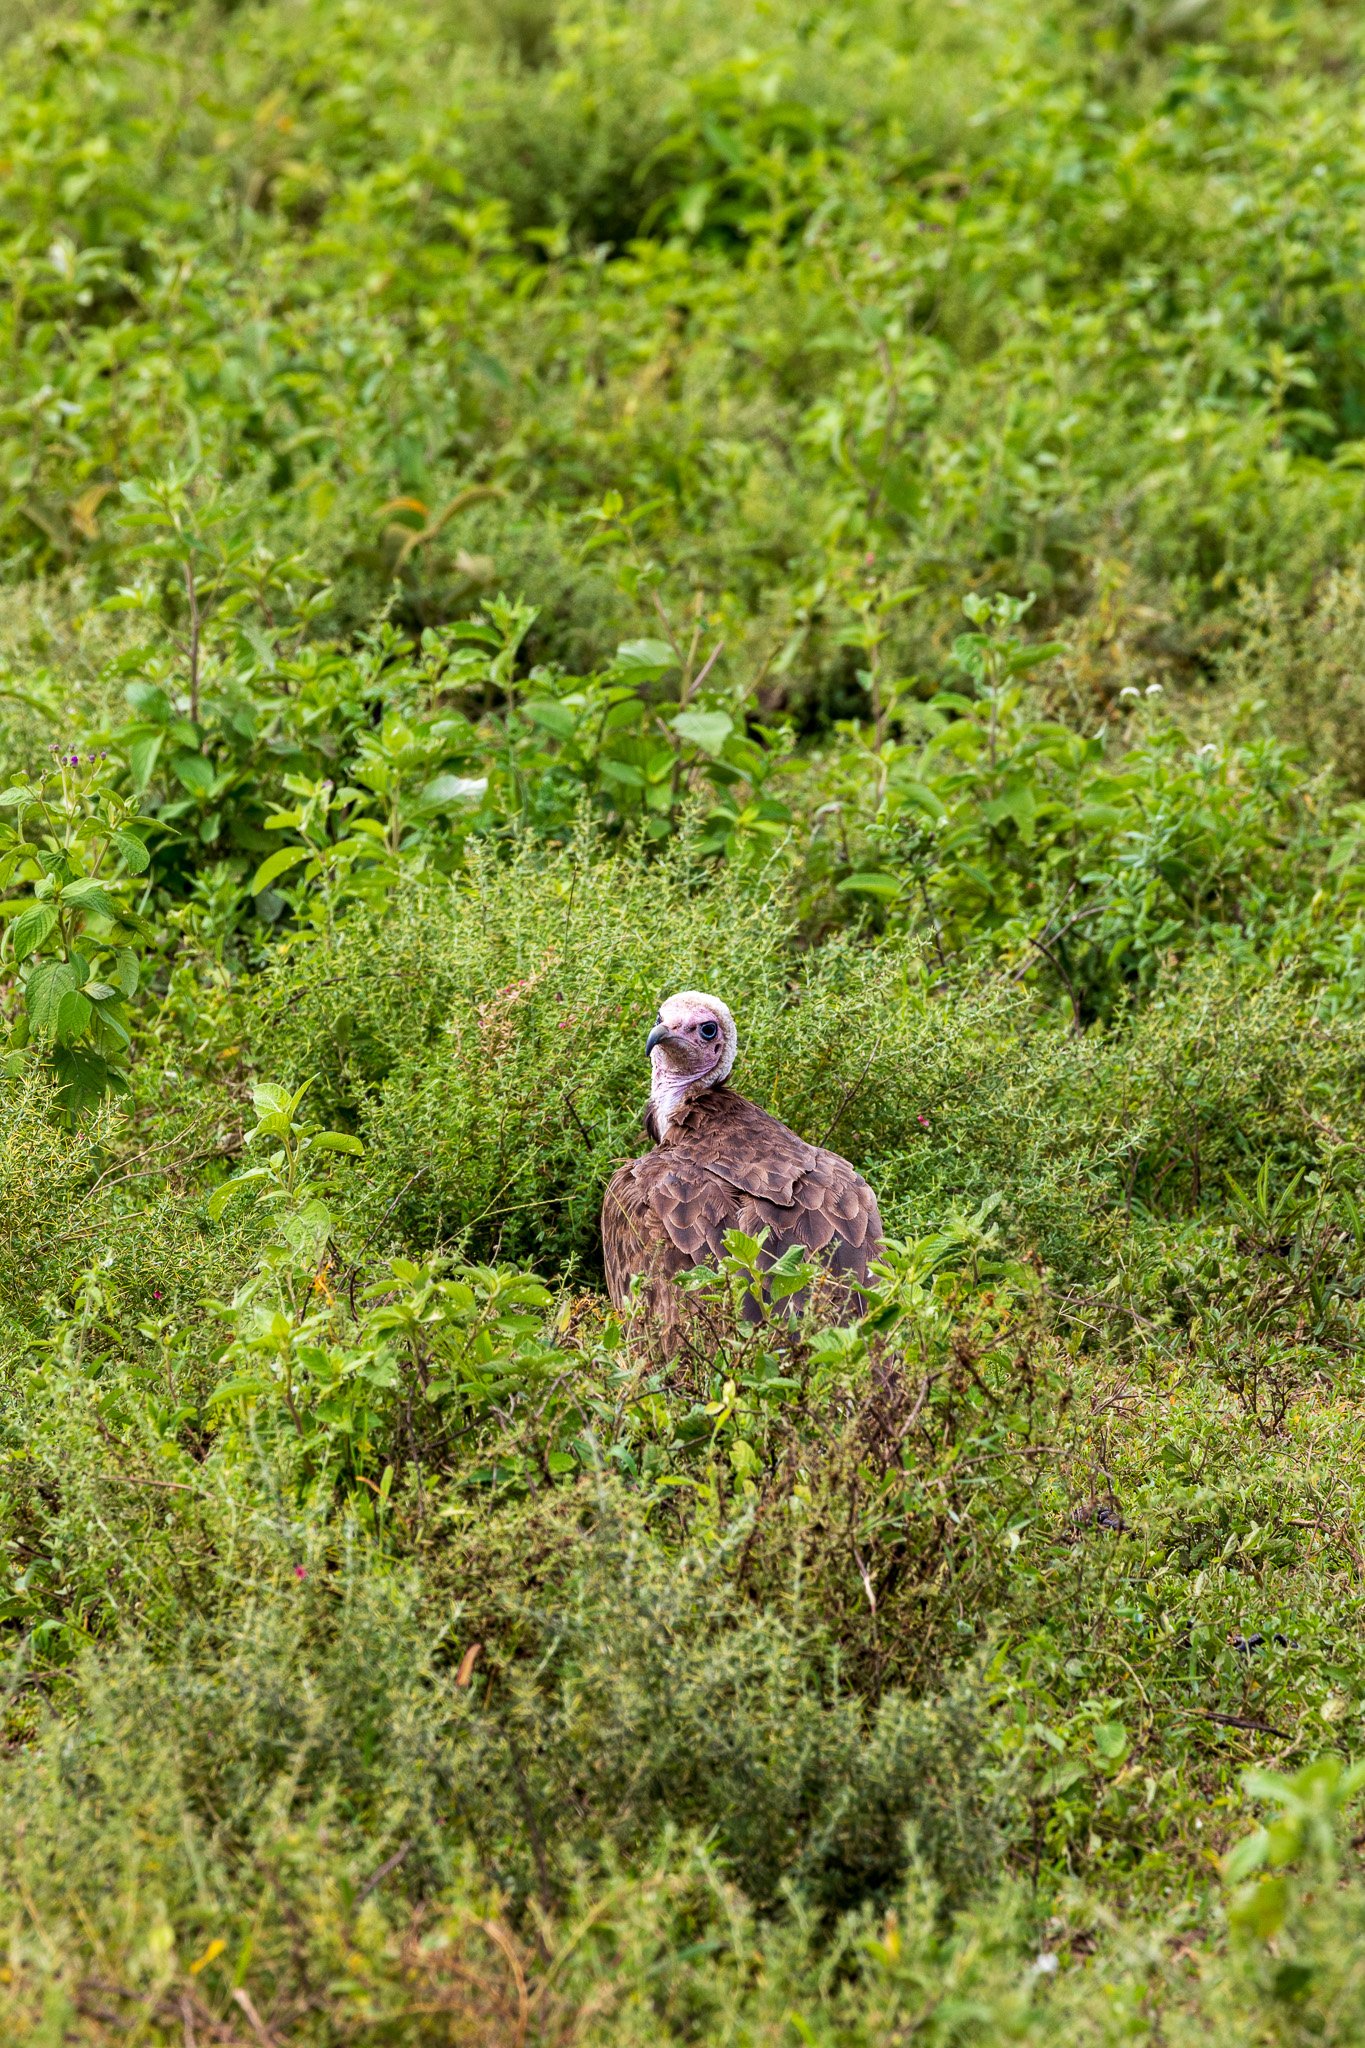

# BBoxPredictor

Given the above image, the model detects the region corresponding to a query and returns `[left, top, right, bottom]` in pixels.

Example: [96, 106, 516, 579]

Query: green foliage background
[8, 0, 1365, 2040]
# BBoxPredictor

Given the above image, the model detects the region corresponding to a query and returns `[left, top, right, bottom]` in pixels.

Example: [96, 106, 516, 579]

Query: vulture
[601, 990, 883, 1338]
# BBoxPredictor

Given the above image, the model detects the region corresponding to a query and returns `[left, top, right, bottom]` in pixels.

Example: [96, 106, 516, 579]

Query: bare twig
[344, 1163, 433, 1319]
[230, 1988, 278, 2048]
[184, 558, 201, 725]
[1177, 1708, 1290, 1739]
[818, 1039, 883, 1147]
[354, 1838, 413, 1907]
[687, 638, 724, 700]
[98, 1472, 195, 1493]
[562, 1089, 592, 1148]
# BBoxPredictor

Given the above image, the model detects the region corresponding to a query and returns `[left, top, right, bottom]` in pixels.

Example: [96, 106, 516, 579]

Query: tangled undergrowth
[6, 0, 1365, 2041]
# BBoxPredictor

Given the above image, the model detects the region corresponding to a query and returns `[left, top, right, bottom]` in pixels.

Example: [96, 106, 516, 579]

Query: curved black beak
[645, 1022, 673, 1056]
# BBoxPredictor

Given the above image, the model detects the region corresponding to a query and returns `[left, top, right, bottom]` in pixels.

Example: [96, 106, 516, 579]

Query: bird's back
[601, 1086, 882, 1325]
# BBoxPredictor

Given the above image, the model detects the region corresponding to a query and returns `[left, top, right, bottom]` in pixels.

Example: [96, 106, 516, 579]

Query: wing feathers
[601, 1084, 884, 1327]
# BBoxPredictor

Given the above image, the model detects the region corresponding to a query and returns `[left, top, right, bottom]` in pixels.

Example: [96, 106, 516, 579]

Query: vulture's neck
[648, 1071, 722, 1142]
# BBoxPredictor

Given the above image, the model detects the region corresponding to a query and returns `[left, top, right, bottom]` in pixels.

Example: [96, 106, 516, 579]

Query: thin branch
[562, 1089, 592, 1148]
[345, 1164, 433, 1319]
[354, 1839, 413, 1907]
[1177, 1708, 1290, 1739]
[818, 1039, 882, 1147]
[184, 557, 201, 725]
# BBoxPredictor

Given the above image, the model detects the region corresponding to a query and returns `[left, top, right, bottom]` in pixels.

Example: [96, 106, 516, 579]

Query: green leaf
[981, 780, 1039, 842]
[312, 1131, 364, 1156]
[1094, 1721, 1128, 1762]
[207, 1168, 271, 1222]
[203, 1375, 274, 1411]
[125, 681, 172, 722]
[25, 960, 78, 1035]
[671, 709, 734, 756]
[110, 829, 150, 874]
[613, 638, 676, 679]
[836, 872, 904, 901]
[250, 845, 310, 895]
[52, 1042, 125, 1114]
[1272, 1961, 1315, 2001]
[1224, 1828, 1271, 1883]
[83, 982, 117, 1002]
[114, 948, 139, 998]
[896, 779, 948, 821]
[11, 902, 58, 960]
[55, 989, 93, 1042]
[1036, 1758, 1088, 1798]
[598, 758, 647, 790]
[522, 700, 577, 740]
[1228, 1875, 1289, 1941]
[61, 878, 119, 920]
[126, 729, 164, 791]
[416, 773, 488, 809]
[171, 751, 215, 797]
[1006, 639, 1066, 674]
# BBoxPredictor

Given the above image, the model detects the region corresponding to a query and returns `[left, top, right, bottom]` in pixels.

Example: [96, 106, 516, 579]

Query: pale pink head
[645, 990, 737, 1132]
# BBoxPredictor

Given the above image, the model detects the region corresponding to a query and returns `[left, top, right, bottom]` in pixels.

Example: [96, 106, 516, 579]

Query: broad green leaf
[250, 845, 310, 895]
[25, 960, 78, 1035]
[895, 779, 948, 821]
[207, 1168, 271, 1222]
[52, 1042, 124, 1113]
[836, 872, 904, 901]
[416, 773, 488, 810]
[125, 681, 172, 721]
[61, 878, 119, 919]
[114, 948, 139, 998]
[11, 902, 58, 959]
[598, 758, 647, 789]
[55, 989, 93, 1041]
[126, 729, 164, 791]
[110, 829, 150, 874]
[1228, 1875, 1288, 1941]
[203, 1375, 274, 1410]
[982, 780, 1039, 842]
[312, 1131, 364, 1156]
[1036, 1758, 1087, 1798]
[671, 709, 733, 756]
[91, 1005, 131, 1052]
[172, 752, 215, 797]
[523, 699, 577, 740]
[1224, 1827, 1271, 1884]
[1094, 1721, 1128, 1761]
[613, 638, 676, 679]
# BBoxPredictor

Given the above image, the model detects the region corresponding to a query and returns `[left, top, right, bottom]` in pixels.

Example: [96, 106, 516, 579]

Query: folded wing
[601, 1089, 882, 1334]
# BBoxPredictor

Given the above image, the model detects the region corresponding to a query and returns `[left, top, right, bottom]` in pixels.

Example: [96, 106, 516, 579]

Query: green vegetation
[7, 0, 1365, 2038]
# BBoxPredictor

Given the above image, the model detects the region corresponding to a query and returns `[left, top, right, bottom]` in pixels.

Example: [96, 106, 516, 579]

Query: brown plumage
[601, 990, 883, 1338]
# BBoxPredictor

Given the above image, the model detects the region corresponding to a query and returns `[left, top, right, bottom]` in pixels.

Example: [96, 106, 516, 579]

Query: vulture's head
[646, 990, 737, 1097]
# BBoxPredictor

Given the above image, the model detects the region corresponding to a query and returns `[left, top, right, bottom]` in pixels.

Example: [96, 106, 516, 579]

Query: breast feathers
[601, 1085, 882, 1332]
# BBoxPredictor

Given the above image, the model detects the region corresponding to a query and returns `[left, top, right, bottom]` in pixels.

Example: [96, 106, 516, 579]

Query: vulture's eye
[699, 1019, 719, 1041]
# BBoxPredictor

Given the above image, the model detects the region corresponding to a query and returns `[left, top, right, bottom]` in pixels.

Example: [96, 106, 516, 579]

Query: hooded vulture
[601, 990, 883, 1337]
